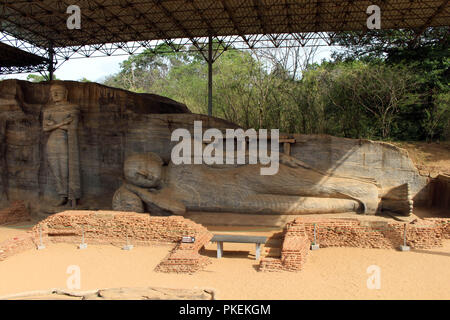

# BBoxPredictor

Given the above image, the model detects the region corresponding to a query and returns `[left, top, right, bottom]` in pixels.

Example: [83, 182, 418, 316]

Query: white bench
[211, 234, 268, 260]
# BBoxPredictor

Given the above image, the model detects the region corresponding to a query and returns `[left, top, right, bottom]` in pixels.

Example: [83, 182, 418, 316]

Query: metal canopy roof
[1, 0, 448, 115]
[0, 42, 49, 73]
[0, 0, 448, 79]
[1, 0, 449, 48]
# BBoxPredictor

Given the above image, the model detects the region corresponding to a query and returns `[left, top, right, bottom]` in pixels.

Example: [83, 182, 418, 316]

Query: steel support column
[48, 42, 54, 81]
[207, 35, 213, 116]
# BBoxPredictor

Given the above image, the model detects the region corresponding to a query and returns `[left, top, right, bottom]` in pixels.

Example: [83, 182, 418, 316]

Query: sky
[1, 55, 127, 83]
[1, 46, 336, 83]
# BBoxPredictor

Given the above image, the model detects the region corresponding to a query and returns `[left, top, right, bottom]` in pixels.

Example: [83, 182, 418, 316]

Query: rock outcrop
[289, 134, 430, 206]
[0, 287, 216, 300]
[0, 79, 431, 218]
[0, 79, 236, 214]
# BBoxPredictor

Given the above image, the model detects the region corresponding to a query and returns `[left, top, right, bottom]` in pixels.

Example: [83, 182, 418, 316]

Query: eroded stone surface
[83, 287, 215, 300]
[0, 80, 236, 214]
[43, 83, 81, 205]
[290, 134, 430, 206]
[113, 152, 413, 216]
[0, 287, 216, 300]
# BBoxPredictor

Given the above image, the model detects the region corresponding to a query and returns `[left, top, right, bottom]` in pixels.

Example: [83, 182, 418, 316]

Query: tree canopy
[97, 28, 448, 142]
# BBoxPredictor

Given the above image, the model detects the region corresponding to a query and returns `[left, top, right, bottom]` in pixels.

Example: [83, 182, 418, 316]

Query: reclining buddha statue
[112, 152, 413, 216]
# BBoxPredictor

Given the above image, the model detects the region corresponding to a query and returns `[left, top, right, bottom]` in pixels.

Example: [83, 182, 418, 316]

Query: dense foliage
[100, 29, 449, 142]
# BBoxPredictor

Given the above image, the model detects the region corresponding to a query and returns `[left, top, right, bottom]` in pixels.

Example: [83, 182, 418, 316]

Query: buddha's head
[49, 83, 68, 103]
[124, 153, 164, 188]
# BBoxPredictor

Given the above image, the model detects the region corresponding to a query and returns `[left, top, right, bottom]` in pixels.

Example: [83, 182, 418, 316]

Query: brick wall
[2, 211, 448, 274]
[260, 216, 450, 272]
[423, 218, 450, 240]
[0, 201, 30, 225]
[155, 221, 213, 274]
[296, 217, 449, 250]
[35, 211, 211, 245]
[0, 225, 41, 262]
[0, 211, 213, 273]
[260, 223, 310, 272]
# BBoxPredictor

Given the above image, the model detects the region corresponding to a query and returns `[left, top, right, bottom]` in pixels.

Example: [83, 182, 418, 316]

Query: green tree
[102, 31, 446, 142]
[332, 27, 449, 141]
[78, 77, 92, 82]
[27, 74, 59, 82]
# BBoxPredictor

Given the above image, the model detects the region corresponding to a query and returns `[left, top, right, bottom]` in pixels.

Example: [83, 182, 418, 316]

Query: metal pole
[207, 35, 213, 116]
[48, 42, 54, 81]
[79, 225, 87, 249]
[399, 222, 410, 251]
[403, 223, 407, 246]
[122, 230, 133, 250]
[314, 224, 317, 244]
[37, 224, 45, 250]
[311, 223, 319, 250]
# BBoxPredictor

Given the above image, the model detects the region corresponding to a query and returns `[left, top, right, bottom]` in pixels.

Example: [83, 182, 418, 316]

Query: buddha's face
[124, 153, 163, 188]
[50, 86, 67, 103]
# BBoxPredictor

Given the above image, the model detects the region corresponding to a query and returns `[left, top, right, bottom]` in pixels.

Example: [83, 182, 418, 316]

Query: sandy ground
[0, 222, 36, 242]
[392, 141, 450, 176]
[0, 224, 449, 300]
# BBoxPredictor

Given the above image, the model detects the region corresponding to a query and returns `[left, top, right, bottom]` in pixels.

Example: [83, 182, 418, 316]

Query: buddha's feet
[382, 199, 413, 216]
[380, 183, 413, 216]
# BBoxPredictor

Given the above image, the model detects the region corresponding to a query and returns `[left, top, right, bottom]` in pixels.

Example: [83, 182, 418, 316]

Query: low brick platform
[155, 246, 211, 274]
[0, 201, 31, 225]
[0, 233, 39, 262]
[260, 224, 310, 272]
[424, 218, 450, 240]
[260, 216, 450, 272]
[0, 211, 213, 273]
[155, 221, 213, 273]
[297, 217, 449, 250]
[2, 211, 448, 274]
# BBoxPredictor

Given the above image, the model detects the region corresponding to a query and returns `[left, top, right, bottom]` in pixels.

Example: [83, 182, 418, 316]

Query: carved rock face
[0, 79, 197, 213]
[0, 79, 429, 219]
[124, 153, 163, 188]
[49, 84, 68, 104]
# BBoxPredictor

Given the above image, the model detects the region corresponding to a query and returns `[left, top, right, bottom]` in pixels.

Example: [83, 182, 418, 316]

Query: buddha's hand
[43, 118, 71, 132]
[45, 120, 56, 127]
[279, 153, 313, 170]
[56, 116, 75, 130]
[124, 182, 185, 215]
[124, 183, 153, 197]
[63, 114, 74, 124]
